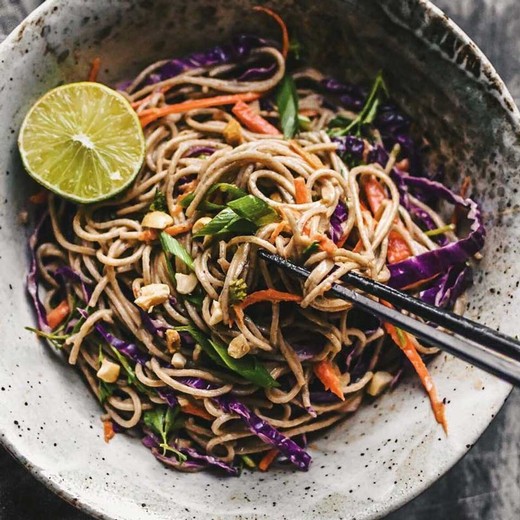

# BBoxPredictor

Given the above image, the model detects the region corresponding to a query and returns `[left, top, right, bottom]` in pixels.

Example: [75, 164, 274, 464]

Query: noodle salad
[22, 8, 485, 475]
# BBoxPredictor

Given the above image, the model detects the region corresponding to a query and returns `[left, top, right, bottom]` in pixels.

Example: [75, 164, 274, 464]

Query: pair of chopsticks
[259, 250, 520, 386]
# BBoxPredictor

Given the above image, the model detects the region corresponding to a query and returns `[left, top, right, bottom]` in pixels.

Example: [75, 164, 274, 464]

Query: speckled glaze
[0, 1, 517, 519]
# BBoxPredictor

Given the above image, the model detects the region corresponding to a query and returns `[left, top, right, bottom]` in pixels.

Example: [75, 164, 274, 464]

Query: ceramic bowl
[0, 1, 517, 519]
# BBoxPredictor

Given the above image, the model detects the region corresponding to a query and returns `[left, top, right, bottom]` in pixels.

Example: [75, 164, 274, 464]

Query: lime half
[18, 82, 145, 204]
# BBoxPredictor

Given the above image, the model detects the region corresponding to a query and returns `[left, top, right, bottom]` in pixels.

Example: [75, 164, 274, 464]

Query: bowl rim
[0, 0, 514, 519]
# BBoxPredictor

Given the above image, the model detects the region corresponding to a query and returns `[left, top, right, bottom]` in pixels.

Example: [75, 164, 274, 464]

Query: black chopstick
[258, 249, 520, 386]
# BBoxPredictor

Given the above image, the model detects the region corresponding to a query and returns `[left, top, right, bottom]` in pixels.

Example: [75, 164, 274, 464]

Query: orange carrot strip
[171, 205, 183, 217]
[312, 234, 337, 255]
[460, 176, 471, 198]
[28, 190, 48, 205]
[395, 158, 410, 172]
[47, 300, 70, 330]
[313, 360, 345, 401]
[294, 177, 310, 204]
[139, 92, 261, 127]
[231, 100, 281, 135]
[131, 85, 170, 109]
[139, 229, 158, 242]
[382, 306, 447, 432]
[164, 222, 192, 237]
[103, 420, 115, 443]
[269, 220, 287, 243]
[387, 230, 412, 264]
[88, 57, 101, 82]
[364, 177, 387, 215]
[240, 289, 302, 311]
[259, 449, 279, 471]
[253, 6, 289, 59]
[352, 239, 363, 253]
[178, 179, 198, 194]
[182, 403, 213, 420]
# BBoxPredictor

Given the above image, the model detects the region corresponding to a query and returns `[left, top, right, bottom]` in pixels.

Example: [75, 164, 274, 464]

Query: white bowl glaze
[0, 1, 516, 519]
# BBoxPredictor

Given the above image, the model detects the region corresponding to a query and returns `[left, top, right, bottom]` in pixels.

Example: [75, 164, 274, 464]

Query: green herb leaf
[424, 223, 456, 237]
[227, 195, 280, 226]
[184, 289, 205, 309]
[179, 183, 247, 211]
[175, 325, 279, 389]
[229, 279, 248, 304]
[159, 231, 194, 271]
[149, 189, 167, 212]
[98, 381, 116, 404]
[302, 241, 319, 259]
[192, 207, 257, 237]
[276, 75, 299, 138]
[143, 406, 185, 459]
[329, 71, 387, 137]
[241, 454, 257, 469]
[297, 114, 312, 131]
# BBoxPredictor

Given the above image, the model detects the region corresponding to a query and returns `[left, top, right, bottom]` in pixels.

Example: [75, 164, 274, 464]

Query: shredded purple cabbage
[157, 388, 178, 408]
[179, 378, 312, 471]
[387, 174, 485, 289]
[185, 146, 216, 158]
[93, 320, 150, 366]
[320, 78, 366, 111]
[142, 432, 239, 475]
[332, 135, 365, 159]
[27, 210, 51, 333]
[329, 200, 348, 243]
[53, 266, 92, 302]
[217, 396, 312, 471]
[419, 263, 471, 308]
[143, 34, 267, 86]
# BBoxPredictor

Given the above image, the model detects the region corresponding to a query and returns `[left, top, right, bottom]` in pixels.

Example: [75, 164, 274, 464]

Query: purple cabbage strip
[237, 62, 277, 81]
[139, 308, 169, 337]
[329, 200, 348, 244]
[157, 388, 179, 408]
[332, 135, 365, 158]
[144, 34, 267, 86]
[217, 395, 312, 471]
[419, 263, 470, 308]
[142, 432, 239, 475]
[320, 78, 366, 111]
[53, 265, 92, 302]
[387, 174, 485, 289]
[185, 145, 216, 158]
[179, 378, 312, 471]
[93, 319, 150, 366]
[27, 210, 51, 333]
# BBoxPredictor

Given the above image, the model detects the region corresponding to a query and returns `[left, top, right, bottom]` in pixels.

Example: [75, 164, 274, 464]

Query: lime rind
[18, 81, 145, 204]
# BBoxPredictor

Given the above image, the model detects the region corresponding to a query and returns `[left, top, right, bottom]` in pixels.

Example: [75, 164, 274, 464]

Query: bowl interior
[0, 1, 516, 519]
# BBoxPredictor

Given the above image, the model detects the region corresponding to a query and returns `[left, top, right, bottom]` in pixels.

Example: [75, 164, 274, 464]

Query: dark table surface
[1, 1, 519, 519]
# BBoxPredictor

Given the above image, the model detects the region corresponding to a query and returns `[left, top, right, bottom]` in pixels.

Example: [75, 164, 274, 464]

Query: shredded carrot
[451, 176, 471, 225]
[460, 176, 471, 198]
[171, 205, 183, 217]
[103, 420, 115, 443]
[352, 238, 363, 253]
[131, 85, 170, 110]
[313, 234, 337, 255]
[401, 274, 438, 291]
[231, 100, 281, 135]
[240, 289, 302, 311]
[395, 158, 410, 172]
[387, 230, 412, 264]
[182, 402, 213, 420]
[269, 220, 287, 243]
[139, 229, 158, 242]
[88, 57, 101, 82]
[259, 449, 279, 471]
[364, 177, 387, 215]
[139, 92, 261, 127]
[164, 222, 192, 237]
[382, 307, 447, 432]
[47, 300, 70, 330]
[313, 360, 345, 401]
[289, 141, 323, 170]
[178, 179, 198, 194]
[253, 6, 289, 59]
[294, 177, 311, 204]
[28, 190, 48, 205]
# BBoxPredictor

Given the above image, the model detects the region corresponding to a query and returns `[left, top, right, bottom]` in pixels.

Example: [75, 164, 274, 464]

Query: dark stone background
[0, 0, 518, 518]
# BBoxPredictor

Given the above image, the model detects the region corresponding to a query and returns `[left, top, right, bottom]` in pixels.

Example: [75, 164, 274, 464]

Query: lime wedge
[18, 82, 145, 204]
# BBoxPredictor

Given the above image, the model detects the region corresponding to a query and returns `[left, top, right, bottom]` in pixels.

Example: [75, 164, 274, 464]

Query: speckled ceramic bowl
[0, 0, 517, 518]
